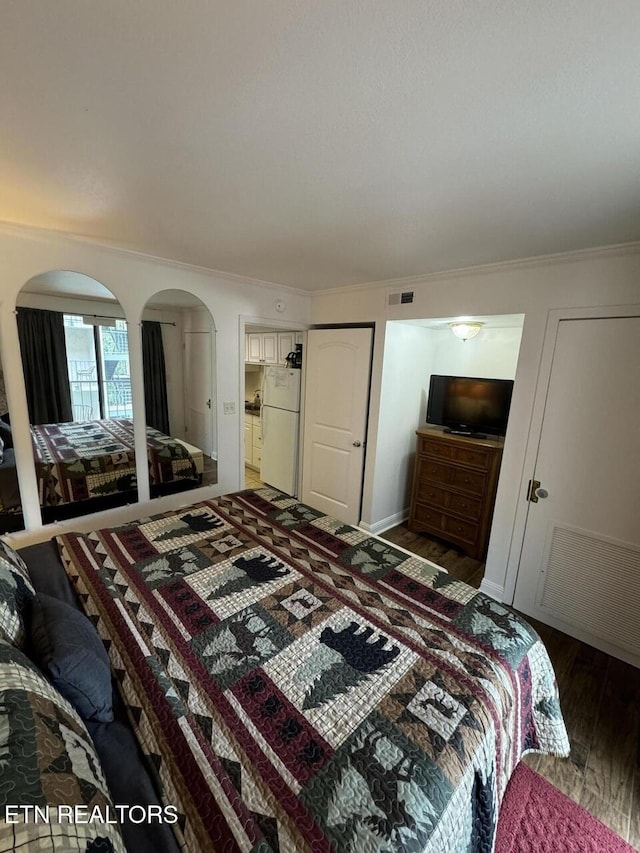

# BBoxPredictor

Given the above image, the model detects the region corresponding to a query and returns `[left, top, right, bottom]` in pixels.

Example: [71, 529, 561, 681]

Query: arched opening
[142, 289, 218, 495]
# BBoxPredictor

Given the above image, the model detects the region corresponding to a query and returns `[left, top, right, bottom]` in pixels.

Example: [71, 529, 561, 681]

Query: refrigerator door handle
[261, 404, 266, 441]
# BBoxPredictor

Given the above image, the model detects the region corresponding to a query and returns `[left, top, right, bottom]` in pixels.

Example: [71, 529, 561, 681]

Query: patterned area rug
[496, 763, 636, 852]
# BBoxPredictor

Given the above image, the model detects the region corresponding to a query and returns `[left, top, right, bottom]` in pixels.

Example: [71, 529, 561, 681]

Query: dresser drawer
[441, 513, 479, 546]
[422, 437, 492, 470]
[415, 481, 449, 508]
[415, 481, 483, 521]
[417, 458, 452, 487]
[450, 467, 487, 496]
[448, 491, 483, 521]
[411, 503, 445, 532]
[410, 504, 479, 547]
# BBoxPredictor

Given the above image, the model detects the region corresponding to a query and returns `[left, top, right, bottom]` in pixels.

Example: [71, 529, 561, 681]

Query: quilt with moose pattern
[56, 488, 569, 852]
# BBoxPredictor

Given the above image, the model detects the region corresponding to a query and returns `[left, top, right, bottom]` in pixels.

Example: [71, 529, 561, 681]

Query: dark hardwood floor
[381, 522, 640, 849]
[201, 453, 218, 487]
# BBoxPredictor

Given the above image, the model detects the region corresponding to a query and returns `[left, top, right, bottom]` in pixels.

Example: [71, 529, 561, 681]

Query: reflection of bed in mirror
[30, 418, 202, 522]
[0, 450, 22, 524]
[0, 417, 23, 531]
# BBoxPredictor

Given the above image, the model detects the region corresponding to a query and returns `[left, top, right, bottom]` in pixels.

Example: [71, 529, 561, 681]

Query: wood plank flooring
[381, 523, 640, 849]
[201, 453, 218, 487]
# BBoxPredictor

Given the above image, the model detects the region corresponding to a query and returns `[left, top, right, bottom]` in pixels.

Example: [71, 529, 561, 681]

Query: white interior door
[183, 330, 214, 456]
[513, 314, 640, 663]
[301, 327, 372, 524]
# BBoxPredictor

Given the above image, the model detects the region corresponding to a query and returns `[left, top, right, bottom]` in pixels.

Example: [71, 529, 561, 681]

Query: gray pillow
[0, 537, 35, 647]
[29, 592, 114, 722]
[0, 419, 12, 449]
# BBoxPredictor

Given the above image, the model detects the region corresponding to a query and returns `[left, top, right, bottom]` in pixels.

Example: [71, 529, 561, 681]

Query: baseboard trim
[359, 510, 409, 535]
[479, 578, 504, 601]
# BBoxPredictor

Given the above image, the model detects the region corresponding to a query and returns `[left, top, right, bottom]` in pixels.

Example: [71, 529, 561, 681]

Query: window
[63, 315, 132, 421]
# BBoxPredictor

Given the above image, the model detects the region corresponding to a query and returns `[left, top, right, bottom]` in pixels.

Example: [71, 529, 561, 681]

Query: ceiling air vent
[388, 290, 414, 306]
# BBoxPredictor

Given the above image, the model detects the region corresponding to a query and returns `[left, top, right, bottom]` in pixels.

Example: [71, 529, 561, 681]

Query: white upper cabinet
[246, 331, 297, 364]
[262, 333, 277, 364]
[277, 331, 296, 364]
[246, 333, 264, 362]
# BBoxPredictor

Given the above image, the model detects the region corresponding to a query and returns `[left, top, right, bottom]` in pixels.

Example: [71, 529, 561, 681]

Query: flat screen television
[426, 374, 514, 437]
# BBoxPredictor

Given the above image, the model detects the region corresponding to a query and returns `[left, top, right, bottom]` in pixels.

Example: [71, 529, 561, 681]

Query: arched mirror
[142, 290, 217, 496]
[16, 271, 137, 522]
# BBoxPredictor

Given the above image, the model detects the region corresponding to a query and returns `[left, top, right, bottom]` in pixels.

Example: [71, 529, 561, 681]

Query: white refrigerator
[260, 367, 301, 496]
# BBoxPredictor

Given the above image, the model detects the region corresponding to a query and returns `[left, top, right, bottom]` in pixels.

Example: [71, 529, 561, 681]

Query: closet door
[514, 313, 640, 663]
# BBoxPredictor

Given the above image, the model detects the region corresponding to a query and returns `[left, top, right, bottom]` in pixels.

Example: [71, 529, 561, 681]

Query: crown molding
[314, 240, 640, 296]
[0, 219, 309, 297]
[3, 219, 639, 299]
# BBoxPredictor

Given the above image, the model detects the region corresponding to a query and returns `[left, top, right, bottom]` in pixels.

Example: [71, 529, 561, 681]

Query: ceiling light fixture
[450, 321, 484, 341]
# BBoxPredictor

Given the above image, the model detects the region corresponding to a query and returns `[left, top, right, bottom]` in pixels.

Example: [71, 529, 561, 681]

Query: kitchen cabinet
[277, 331, 296, 364]
[246, 334, 263, 363]
[244, 419, 252, 465]
[245, 331, 298, 365]
[246, 332, 277, 364]
[244, 413, 262, 470]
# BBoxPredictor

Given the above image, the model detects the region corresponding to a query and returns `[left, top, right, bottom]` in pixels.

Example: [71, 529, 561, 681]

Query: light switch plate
[223, 401, 236, 414]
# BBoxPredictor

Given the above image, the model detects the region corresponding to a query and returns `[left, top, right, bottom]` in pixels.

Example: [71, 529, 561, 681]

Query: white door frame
[503, 302, 640, 606]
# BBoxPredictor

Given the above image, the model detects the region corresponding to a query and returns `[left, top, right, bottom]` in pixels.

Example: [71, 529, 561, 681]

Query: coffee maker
[285, 343, 303, 369]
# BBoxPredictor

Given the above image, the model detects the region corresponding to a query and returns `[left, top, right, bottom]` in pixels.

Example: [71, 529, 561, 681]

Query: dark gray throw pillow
[0, 419, 12, 449]
[29, 592, 114, 722]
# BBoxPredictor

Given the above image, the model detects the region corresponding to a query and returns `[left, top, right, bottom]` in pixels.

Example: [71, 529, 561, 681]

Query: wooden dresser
[408, 427, 504, 560]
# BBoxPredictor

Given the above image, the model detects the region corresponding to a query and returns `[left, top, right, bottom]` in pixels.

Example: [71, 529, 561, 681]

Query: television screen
[426, 375, 514, 436]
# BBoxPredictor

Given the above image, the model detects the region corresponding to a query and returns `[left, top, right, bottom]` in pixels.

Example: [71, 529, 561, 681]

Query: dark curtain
[142, 321, 170, 435]
[16, 308, 73, 424]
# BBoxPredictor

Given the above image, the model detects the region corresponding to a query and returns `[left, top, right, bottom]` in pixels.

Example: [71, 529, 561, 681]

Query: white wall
[311, 245, 640, 603]
[0, 223, 311, 542]
[367, 323, 437, 530]
[431, 326, 523, 379]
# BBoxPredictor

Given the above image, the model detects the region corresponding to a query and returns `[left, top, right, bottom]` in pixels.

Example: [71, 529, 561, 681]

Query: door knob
[534, 487, 548, 499]
[352, 440, 362, 447]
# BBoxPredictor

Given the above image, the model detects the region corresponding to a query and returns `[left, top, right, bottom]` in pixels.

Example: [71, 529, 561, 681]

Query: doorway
[373, 314, 524, 580]
[242, 323, 305, 492]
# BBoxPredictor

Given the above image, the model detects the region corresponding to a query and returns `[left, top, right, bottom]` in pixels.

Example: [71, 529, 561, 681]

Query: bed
[47, 486, 569, 852]
[30, 418, 201, 508]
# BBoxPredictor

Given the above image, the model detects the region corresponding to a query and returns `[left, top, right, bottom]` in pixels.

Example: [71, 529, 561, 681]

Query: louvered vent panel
[540, 525, 640, 656]
[387, 291, 414, 306]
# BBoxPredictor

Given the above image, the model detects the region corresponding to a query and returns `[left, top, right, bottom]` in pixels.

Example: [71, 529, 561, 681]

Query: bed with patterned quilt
[31, 418, 200, 507]
[56, 487, 569, 852]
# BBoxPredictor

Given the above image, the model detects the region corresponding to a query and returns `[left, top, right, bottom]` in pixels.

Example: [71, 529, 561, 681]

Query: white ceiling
[2, 2, 639, 291]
